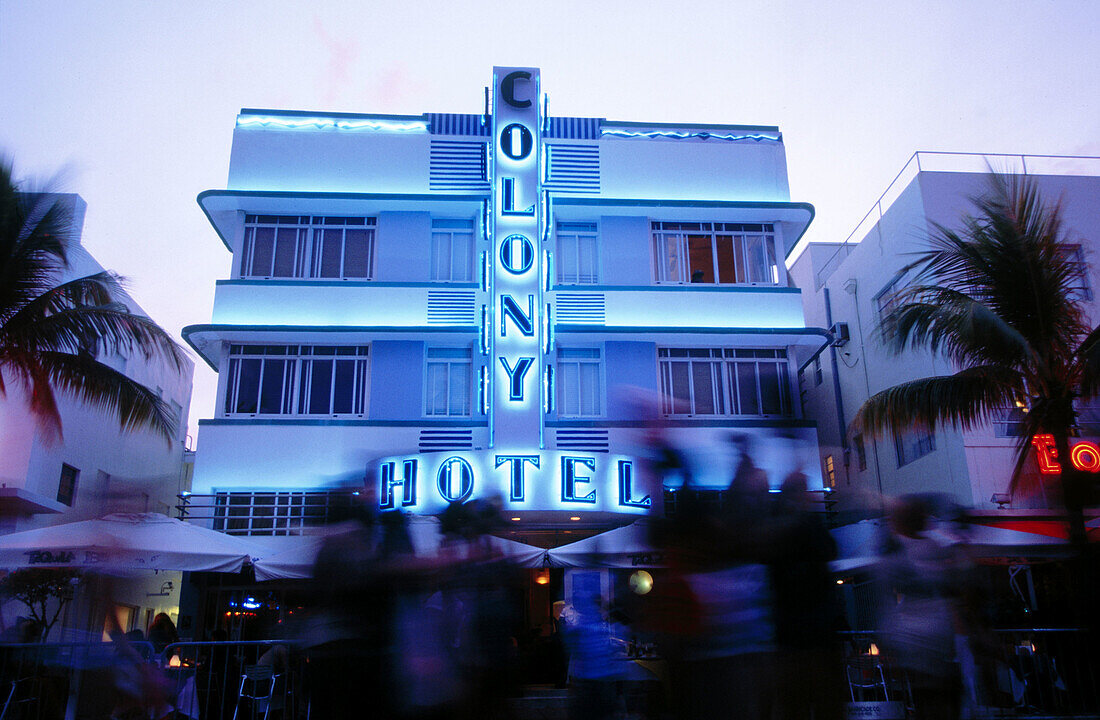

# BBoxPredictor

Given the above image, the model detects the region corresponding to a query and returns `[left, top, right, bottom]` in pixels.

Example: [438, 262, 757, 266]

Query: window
[240, 215, 375, 279]
[894, 426, 935, 467]
[557, 348, 602, 416]
[168, 400, 183, 439]
[651, 222, 778, 285]
[431, 219, 474, 281]
[992, 406, 1027, 437]
[1060, 244, 1092, 300]
[824, 455, 836, 488]
[212, 491, 357, 536]
[224, 345, 369, 416]
[658, 348, 792, 417]
[557, 222, 599, 284]
[853, 433, 867, 471]
[874, 272, 909, 333]
[57, 464, 79, 506]
[425, 347, 471, 416]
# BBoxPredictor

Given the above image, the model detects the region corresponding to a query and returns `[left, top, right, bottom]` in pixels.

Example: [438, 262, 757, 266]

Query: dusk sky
[2, 0, 1098, 444]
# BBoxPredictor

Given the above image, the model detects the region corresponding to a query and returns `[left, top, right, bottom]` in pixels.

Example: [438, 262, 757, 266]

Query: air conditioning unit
[830, 322, 850, 347]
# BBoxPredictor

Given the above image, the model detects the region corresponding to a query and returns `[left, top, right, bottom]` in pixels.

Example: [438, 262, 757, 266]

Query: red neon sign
[1031, 434, 1100, 474]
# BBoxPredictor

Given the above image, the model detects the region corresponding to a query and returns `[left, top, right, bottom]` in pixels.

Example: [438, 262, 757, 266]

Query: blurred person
[148, 612, 178, 655]
[560, 593, 618, 720]
[670, 440, 777, 720]
[770, 470, 844, 720]
[876, 494, 963, 720]
[444, 499, 523, 720]
[0, 617, 41, 644]
[303, 481, 394, 720]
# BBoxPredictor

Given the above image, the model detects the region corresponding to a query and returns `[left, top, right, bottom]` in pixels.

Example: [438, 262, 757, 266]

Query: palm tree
[0, 159, 187, 444]
[855, 172, 1100, 549]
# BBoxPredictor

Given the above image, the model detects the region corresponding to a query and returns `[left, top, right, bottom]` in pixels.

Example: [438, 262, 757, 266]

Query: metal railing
[813, 151, 1100, 289]
[1, 629, 1097, 719]
[0, 639, 301, 720]
[158, 640, 303, 720]
[840, 628, 1100, 718]
[176, 491, 358, 536]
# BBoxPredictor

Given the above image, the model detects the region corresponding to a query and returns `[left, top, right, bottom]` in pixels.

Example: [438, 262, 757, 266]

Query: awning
[253, 516, 545, 580]
[829, 517, 1080, 573]
[546, 521, 663, 568]
[0, 513, 260, 573]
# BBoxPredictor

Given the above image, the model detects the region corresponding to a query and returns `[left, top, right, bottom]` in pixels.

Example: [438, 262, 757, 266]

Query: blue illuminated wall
[368, 341, 426, 420]
[603, 342, 660, 417]
[598, 217, 651, 285]
[376, 212, 433, 282]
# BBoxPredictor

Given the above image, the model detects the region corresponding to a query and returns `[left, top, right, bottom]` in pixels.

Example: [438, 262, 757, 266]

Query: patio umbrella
[0, 513, 259, 572]
[546, 521, 663, 568]
[253, 516, 546, 580]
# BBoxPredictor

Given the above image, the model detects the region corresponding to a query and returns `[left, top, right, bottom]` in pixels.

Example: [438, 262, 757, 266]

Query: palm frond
[0, 274, 186, 372]
[34, 350, 178, 443]
[0, 162, 76, 324]
[884, 285, 1033, 368]
[855, 365, 1024, 436]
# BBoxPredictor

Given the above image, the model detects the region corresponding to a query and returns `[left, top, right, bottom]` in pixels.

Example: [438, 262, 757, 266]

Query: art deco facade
[185, 67, 828, 547]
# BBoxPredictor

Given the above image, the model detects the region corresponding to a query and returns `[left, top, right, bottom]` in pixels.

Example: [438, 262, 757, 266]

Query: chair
[232, 665, 280, 720]
[846, 656, 891, 702]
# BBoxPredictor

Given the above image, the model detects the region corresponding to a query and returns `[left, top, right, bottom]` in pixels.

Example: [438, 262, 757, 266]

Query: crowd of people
[0, 431, 1086, 720]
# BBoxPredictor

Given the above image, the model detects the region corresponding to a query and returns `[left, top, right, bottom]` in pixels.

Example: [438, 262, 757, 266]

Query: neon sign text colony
[1030, 434, 1100, 474]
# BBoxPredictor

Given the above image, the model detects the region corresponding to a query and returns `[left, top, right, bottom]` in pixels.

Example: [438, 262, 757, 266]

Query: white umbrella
[253, 516, 546, 581]
[0, 513, 259, 573]
[547, 522, 663, 568]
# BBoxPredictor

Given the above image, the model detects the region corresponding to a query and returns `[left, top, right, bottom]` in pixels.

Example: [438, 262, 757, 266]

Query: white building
[184, 67, 828, 619]
[790, 152, 1100, 514]
[0, 193, 196, 638]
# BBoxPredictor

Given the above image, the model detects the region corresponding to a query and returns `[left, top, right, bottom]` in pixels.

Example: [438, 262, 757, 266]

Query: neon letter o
[1070, 441, 1100, 472]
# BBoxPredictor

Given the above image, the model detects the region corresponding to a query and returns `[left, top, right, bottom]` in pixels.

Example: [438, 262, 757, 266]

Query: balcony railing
[176, 491, 359, 536]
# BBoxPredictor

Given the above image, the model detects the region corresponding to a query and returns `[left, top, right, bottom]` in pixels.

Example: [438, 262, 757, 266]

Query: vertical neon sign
[491, 67, 543, 453]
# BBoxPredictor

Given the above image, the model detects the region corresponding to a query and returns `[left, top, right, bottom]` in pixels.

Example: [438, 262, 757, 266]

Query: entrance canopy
[0, 513, 259, 573]
[253, 516, 546, 580]
[546, 522, 663, 568]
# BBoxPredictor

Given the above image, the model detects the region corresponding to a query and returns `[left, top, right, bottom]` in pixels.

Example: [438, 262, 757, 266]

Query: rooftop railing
[813, 151, 1100, 289]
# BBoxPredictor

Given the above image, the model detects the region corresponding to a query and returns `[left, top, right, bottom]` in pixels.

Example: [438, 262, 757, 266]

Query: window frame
[650, 222, 780, 286]
[1060, 244, 1092, 301]
[223, 345, 370, 418]
[424, 346, 473, 417]
[556, 347, 604, 417]
[657, 347, 793, 418]
[556, 222, 600, 285]
[894, 426, 935, 467]
[874, 271, 910, 334]
[239, 215, 376, 281]
[430, 218, 475, 282]
[853, 433, 868, 471]
[57, 464, 79, 506]
[213, 490, 356, 536]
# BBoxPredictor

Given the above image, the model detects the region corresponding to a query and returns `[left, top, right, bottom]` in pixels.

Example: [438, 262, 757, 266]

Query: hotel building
[184, 66, 828, 569]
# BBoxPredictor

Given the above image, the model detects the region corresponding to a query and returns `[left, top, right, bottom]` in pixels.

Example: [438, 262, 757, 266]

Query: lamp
[146, 580, 173, 597]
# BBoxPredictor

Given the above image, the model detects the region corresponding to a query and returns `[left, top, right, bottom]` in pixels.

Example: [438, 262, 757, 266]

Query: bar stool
[232, 665, 279, 720]
[846, 656, 891, 702]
